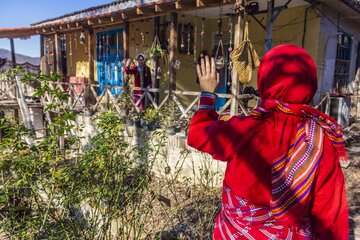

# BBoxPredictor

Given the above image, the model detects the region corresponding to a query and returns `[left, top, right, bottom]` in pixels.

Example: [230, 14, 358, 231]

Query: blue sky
[0, 0, 114, 57]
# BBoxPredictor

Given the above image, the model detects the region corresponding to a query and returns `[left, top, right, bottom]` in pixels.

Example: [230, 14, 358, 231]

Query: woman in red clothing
[187, 44, 348, 239]
[124, 54, 152, 109]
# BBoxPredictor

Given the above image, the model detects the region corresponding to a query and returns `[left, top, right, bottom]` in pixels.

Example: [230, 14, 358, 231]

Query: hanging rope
[229, 21, 260, 84]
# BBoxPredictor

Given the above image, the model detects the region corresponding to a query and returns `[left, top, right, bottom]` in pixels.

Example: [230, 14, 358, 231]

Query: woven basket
[229, 22, 260, 84]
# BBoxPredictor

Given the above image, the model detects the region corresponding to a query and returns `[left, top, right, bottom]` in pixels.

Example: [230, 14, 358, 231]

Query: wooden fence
[0, 75, 259, 122]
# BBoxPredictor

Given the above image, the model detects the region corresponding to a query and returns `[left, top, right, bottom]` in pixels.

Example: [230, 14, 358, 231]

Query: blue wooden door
[97, 29, 123, 96]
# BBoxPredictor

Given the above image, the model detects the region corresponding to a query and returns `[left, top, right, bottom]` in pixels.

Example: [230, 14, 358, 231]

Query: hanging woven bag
[229, 21, 260, 84]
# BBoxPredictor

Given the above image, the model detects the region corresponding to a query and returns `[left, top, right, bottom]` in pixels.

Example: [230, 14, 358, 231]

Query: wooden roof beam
[136, 7, 144, 15]
[155, 4, 162, 12]
[59, 24, 67, 30]
[196, 0, 205, 7]
[175, 1, 182, 9]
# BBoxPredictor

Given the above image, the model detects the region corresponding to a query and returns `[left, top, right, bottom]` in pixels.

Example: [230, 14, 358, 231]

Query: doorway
[97, 28, 124, 96]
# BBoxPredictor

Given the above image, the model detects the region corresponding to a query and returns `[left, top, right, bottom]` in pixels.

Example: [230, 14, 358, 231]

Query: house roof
[1, 0, 226, 39]
[341, 0, 360, 13]
[0, 0, 169, 39]
[31, 0, 130, 26]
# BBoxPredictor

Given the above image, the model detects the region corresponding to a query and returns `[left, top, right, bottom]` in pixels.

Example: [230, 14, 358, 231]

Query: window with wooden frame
[333, 33, 352, 93]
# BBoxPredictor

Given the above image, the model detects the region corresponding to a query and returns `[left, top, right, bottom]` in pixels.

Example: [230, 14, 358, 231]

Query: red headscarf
[258, 44, 317, 104]
[254, 44, 346, 160]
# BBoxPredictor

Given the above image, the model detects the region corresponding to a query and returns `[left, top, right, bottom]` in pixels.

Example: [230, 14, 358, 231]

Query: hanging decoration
[106, 32, 112, 82]
[216, 4, 223, 36]
[180, 23, 185, 50]
[229, 21, 260, 84]
[74, 32, 78, 50]
[215, 39, 225, 70]
[131, 24, 135, 53]
[193, 23, 197, 65]
[148, 35, 167, 62]
[80, 31, 88, 55]
[48, 38, 55, 72]
[145, 31, 149, 48]
[114, 32, 120, 83]
[97, 34, 101, 60]
[174, 60, 181, 70]
[136, 28, 140, 55]
[69, 33, 73, 69]
[101, 34, 106, 81]
[200, 18, 205, 58]
[228, 16, 234, 52]
[156, 66, 162, 80]
[141, 32, 145, 51]
[187, 23, 191, 55]
[45, 37, 50, 67]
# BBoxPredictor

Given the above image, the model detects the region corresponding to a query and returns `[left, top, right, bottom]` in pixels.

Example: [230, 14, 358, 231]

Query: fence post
[230, 1, 245, 116]
[15, 75, 35, 143]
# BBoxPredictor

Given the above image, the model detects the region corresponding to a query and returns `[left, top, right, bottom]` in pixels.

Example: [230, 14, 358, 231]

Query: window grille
[333, 33, 352, 93]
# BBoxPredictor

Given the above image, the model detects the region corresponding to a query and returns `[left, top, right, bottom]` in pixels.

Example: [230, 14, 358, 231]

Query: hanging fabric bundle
[229, 21, 260, 84]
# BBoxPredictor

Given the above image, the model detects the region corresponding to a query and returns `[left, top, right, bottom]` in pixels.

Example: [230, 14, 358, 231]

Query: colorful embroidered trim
[270, 119, 323, 218]
[199, 91, 218, 110]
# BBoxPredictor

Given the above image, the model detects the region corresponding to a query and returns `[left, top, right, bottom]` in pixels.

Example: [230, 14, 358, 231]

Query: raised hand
[125, 58, 134, 67]
[196, 56, 220, 93]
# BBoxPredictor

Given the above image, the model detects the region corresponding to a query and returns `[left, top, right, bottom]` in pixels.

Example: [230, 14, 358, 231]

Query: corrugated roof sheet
[31, 0, 131, 26]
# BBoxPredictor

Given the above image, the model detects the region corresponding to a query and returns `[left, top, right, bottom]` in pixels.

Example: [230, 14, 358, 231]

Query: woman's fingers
[210, 57, 215, 76]
[205, 56, 211, 76]
[196, 64, 202, 78]
[201, 57, 206, 76]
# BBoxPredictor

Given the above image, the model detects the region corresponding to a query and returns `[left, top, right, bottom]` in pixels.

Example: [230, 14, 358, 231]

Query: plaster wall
[316, 4, 360, 100]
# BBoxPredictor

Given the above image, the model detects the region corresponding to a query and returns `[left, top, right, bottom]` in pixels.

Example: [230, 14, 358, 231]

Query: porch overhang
[307, 0, 360, 24]
[0, 0, 235, 39]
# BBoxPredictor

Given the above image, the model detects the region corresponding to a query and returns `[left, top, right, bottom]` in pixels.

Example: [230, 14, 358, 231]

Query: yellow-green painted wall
[51, 5, 320, 105]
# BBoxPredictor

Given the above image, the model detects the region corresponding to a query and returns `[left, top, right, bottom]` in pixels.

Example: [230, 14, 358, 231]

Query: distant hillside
[0, 48, 40, 66]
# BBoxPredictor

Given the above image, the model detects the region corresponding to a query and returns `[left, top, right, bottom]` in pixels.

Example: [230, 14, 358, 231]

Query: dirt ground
[344, 119, 360, 240]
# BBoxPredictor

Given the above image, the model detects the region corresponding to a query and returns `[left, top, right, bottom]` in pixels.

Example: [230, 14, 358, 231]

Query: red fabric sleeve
[187, 92, 233, 161]
[125, 66, 137, 74]
[310, 137, 349, 240]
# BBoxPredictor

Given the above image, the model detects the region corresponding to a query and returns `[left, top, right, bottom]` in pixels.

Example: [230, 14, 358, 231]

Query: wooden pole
[85, 28, 95, 110]
[40, 35, 45, 74]
[10, 39, 16, 68]
[123, 20, 129, 58]
[15, 75, 35, 143]
[88, 28, 94, 83]
[153, 16, 160, 103]
[265, 0, 274, 53]
[54, 32, 63, 75]
[122, 20, 130, 89]
[230, 5, 245, 116]
[169, 12, 178, 92]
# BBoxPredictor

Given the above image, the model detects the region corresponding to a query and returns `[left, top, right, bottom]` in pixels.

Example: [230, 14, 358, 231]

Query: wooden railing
[0, 76, 259, 120]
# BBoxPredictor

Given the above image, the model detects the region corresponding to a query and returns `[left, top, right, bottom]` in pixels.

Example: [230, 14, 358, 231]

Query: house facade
[0, 0, 360, 122]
